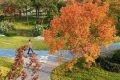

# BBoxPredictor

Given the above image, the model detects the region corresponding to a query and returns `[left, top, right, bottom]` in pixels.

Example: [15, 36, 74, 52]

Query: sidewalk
[17, 62, 59, 80]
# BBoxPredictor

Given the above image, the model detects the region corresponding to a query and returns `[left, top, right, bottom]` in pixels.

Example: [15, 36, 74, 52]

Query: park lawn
[14, 21, 48, 36]
[0, 36, 49, 50]
[14, 21, 34, 36]
[51, 60, 120, 80]
[0, 57, 14, 77]
[14, 22, 33, 30]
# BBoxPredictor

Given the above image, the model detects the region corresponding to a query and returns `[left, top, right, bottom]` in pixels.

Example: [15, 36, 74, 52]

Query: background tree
[31, 0, 44, 20]
[1, 0, 16, 20]
[45, 0, 60, 24]
[14, 0, 32, 22]
[44, 0, 116, 68]
[109, 0, 120, 35]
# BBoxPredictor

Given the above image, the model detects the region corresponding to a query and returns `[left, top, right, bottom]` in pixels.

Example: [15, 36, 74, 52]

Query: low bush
[4, 31, 17, 37]
[32, 24, 47, 36]
[0, 21, 9, 34]
[0, 20, 15, 35]
[0, 15, 4, 21]
[112, 49, 120, 64]
[96, 57, 120, 73]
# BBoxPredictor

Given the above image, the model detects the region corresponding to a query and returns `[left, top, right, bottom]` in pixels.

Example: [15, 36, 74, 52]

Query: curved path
[17, 62, 59, 80]
[1, 42, 120, 80]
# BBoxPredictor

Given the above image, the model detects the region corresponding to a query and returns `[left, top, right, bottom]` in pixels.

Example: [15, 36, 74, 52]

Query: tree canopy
[44, 0, 116, 67]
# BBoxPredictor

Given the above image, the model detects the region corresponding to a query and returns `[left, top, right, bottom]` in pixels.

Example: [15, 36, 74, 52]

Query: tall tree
[31, 0, 43, 20]
[44, 0, 116, 68]
[45, 0, 60, 23]
[31, 0, 60, 24]
[109, 0, 120, 35]
[14, 0, 32, 22]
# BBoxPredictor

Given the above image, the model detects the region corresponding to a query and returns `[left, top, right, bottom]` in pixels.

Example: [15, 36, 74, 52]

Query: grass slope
[0, 57, 14, 77]
[0, 36, 49, 50]
[51, 61, 120, 80]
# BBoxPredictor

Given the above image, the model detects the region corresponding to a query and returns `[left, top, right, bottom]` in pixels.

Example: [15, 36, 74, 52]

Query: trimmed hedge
[4, 31, 17, 37]
[112, 50, 120, 64]
[96, 57, 120, 73]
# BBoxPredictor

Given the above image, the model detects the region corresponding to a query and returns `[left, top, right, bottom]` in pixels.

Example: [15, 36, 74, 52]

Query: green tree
[109, 0, 120, 35]
[14, 0, 32, 22]
[31, 0, 43, 19]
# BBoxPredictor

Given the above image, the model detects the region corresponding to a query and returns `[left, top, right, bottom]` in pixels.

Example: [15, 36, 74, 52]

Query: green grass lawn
[0, 36, 49, 50]
[51, 60, 120, 80]
[14, 22, 33, 30]
[0, 57, 14, 77]
[14, 21, 34, 36]
[14, 21, 48, 36]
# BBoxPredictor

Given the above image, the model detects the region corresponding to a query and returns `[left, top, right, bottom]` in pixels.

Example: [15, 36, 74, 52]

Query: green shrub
[5, 31, 17, 37]
[0, 15, 4, 21]
[0, 20, 15, 35]
[96, 57, 120, 73]
[0, 21, 9, 34]
[112, 50, 120, 64]
[32, 25, 46, 37]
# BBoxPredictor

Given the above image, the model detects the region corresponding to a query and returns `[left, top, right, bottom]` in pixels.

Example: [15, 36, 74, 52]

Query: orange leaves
[49, 43, 57, 55]
[66, 58, 78, 70]
[44, 0, 116, 67]
[50, 16, 62, 33]
[98, 19, 116, 46]
[43, 30, 54, 44]
[56, 40, 63, 50]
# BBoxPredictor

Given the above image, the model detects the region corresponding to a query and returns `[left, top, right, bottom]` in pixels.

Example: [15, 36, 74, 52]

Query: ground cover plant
[51, 58, 120, 80]
[0, 57, 14, 79]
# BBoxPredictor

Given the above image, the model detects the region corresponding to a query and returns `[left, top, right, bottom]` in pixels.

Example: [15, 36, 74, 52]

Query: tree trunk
[19, 9, 22, 18]
[35, 7, 38, 19]
[38, 8, 40, 19]
[26, 6, 28, 22]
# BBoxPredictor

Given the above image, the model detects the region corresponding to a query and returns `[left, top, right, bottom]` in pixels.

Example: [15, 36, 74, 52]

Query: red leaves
[7, 45, 29, 79]
[3, 6, 16, 16]
[8, 45, 41, 79]
[28, 53, 41, 79]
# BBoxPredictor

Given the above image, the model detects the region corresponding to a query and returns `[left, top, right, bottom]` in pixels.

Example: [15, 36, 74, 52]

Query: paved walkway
[17, 62, 59, 80]
[39, 62, 59, 80]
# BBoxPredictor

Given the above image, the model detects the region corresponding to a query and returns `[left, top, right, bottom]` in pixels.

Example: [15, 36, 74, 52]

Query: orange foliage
[44, 0, 116, 67]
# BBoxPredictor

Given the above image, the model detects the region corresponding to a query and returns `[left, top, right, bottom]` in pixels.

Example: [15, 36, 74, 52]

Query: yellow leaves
[66, 60, 74, 70]
[83, 54, 96, 68]
[66, 58, 77, 70]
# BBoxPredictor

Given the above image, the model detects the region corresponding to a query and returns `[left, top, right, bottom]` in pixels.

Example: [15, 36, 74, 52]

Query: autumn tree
[44, 0, 116, 68]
